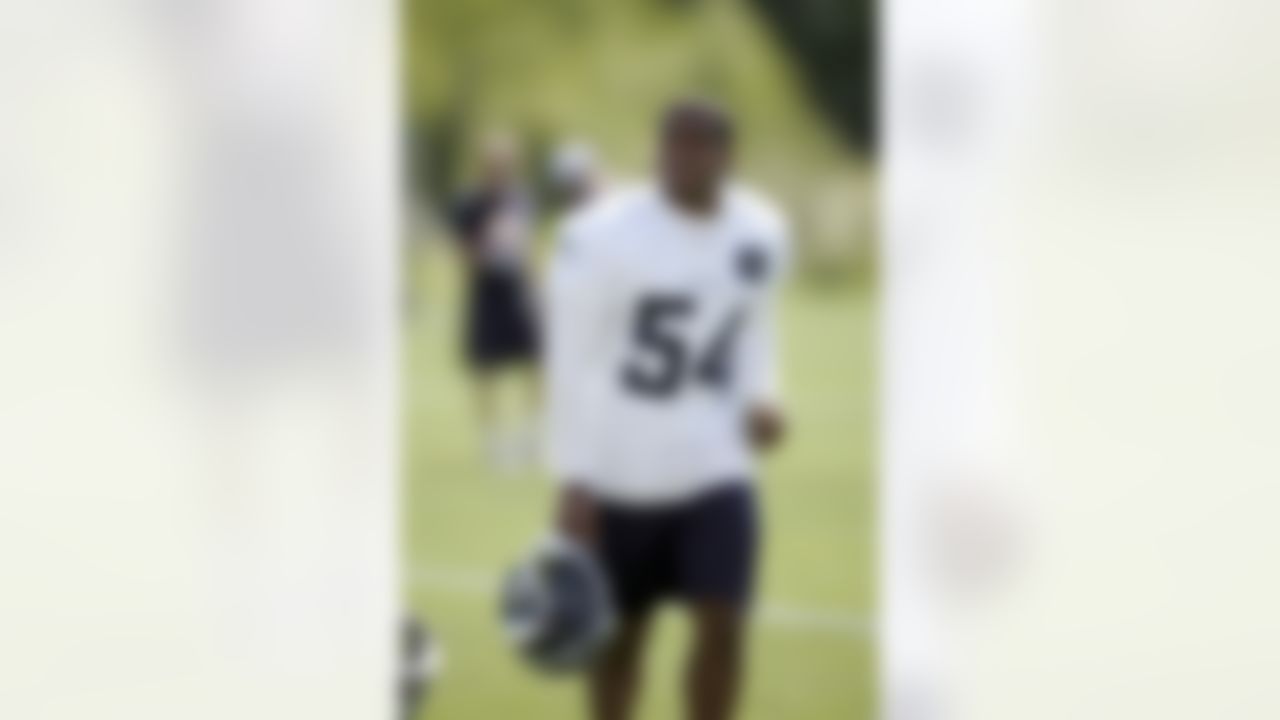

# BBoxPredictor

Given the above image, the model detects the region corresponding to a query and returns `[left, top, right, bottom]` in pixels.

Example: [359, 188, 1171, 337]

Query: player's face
[481, 142, 519, 188]
[660, 114, 731, 205]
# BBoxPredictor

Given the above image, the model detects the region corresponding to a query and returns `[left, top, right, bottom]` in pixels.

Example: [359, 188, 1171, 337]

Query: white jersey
[545, 183, 789, 505]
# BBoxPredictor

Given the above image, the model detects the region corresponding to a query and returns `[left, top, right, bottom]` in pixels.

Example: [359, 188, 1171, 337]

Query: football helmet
[501, 535, 616, 673]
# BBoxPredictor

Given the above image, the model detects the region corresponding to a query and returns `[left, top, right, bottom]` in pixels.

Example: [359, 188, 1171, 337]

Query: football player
[545, 98, 789, 720]
[450, 135, 541, 471]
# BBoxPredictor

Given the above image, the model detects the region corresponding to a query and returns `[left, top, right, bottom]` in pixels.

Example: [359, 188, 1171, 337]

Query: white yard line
[409, 566, 874, 639]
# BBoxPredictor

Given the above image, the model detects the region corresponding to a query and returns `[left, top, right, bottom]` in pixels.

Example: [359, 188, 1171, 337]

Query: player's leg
[589, 498, 669, 720]
[675, 484, 759, 720]
[508, 270, 542, 466]
[515, 361, 541, 414]
[590, 611, 652, 720]
[479, 271, 539, 470]
[465, 270, 501, 466]
[686, 600, 747, 720]
[509, 361, 541, 466]
[470, 367, 501, 463]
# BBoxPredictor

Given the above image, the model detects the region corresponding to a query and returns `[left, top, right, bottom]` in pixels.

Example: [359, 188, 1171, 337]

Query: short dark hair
[661, 97, 735, 146]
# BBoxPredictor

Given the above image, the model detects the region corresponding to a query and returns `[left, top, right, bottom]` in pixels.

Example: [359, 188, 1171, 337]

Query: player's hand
[746, 404, 787, 453]
[556, 485, 599, 547]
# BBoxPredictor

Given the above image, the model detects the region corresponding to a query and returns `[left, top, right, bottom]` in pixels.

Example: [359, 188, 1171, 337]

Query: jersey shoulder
[726, 185, 790, 283]
[558, 182, 654, 254]
[726, 184, 789, 248]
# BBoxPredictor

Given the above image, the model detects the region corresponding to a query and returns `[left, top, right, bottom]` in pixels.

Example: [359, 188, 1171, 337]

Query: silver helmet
[501, 535, 616, 673]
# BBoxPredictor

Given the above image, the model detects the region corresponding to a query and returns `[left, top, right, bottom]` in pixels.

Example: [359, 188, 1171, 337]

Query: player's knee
[694, 605, 746, 656]
[601, 617, 649, 668]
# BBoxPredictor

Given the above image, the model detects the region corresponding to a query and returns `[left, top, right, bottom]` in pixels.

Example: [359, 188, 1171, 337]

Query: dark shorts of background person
[595, 483, 759, 618]
[465, 267, 539, 371]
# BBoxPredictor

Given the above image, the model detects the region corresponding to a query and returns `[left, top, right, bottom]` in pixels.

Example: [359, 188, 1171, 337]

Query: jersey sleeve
[738, 217, 791, 409]
[543, 220, 611, 482]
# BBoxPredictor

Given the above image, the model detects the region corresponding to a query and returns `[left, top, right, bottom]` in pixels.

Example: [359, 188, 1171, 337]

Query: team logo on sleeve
[735, 244, 769, 284]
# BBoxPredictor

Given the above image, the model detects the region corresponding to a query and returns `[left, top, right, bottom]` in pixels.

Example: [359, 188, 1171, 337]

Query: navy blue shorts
[464, 269, 539, 370]
[596, 484, 759, 617]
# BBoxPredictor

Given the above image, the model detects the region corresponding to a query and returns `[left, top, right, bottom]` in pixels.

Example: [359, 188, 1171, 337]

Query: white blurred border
[884, 0, 1280, 718]
[0, 1, 396, 718]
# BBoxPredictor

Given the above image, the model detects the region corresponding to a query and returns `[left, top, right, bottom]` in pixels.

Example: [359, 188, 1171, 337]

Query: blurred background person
[449, 135, 541, 472]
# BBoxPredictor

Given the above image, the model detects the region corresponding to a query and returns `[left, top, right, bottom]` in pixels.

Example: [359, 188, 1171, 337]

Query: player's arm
[544, 222, 608, 545]
[741, 235, 790, 453]
[448, 196, 486, 267]
[556, 485, 599, 546]
[741, 301, 786, 452]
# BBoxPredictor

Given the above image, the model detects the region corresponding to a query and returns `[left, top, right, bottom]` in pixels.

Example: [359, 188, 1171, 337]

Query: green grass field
[404, 240, 875, 719]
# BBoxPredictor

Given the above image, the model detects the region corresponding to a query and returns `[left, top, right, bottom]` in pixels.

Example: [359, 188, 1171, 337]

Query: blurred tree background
[405, 0, 875, 279]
